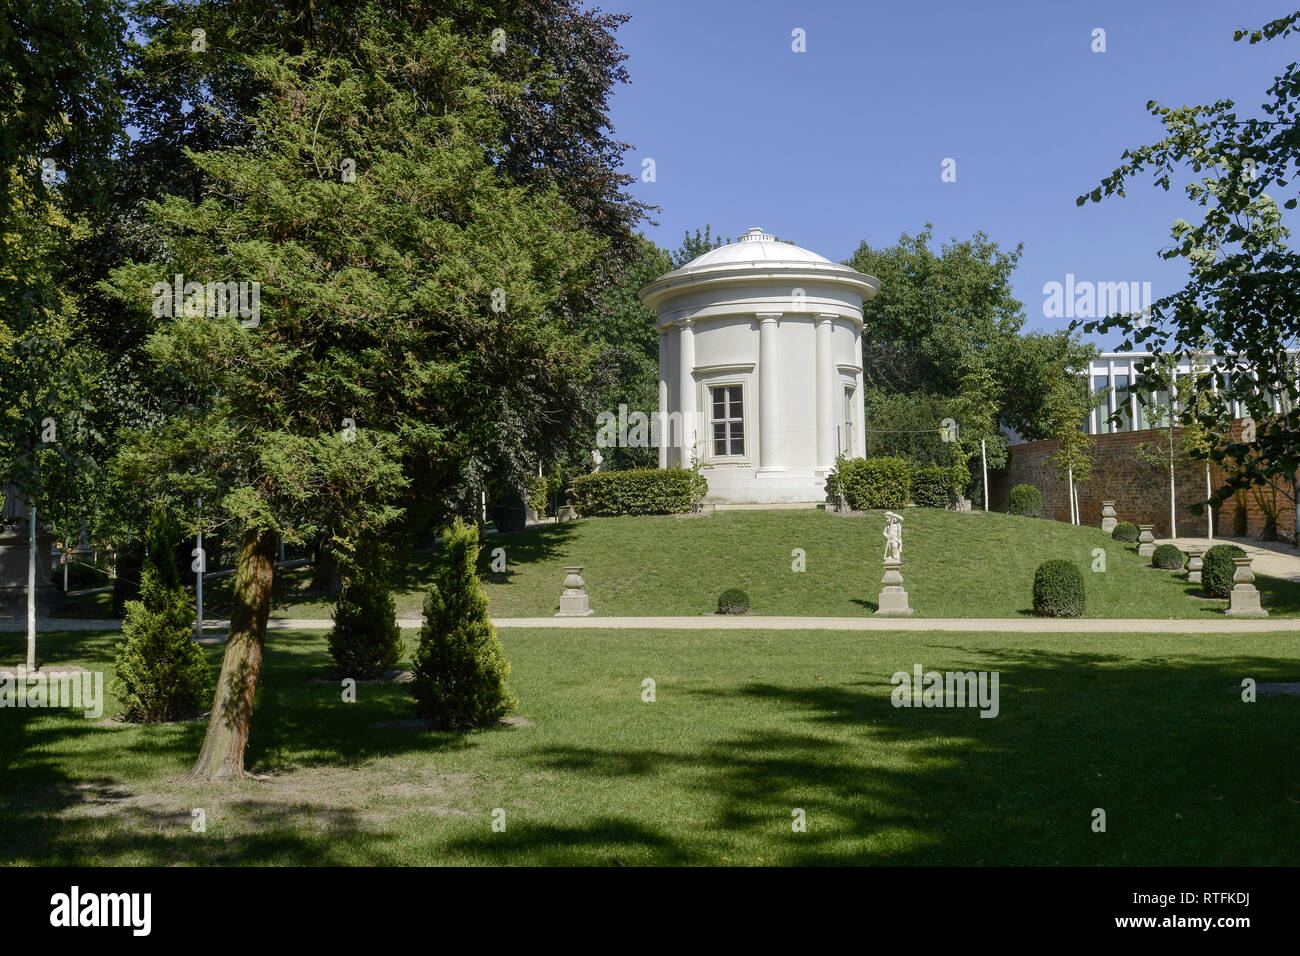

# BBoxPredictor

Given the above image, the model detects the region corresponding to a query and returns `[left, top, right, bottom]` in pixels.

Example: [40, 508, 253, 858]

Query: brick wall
[990, 423, 1296, 542]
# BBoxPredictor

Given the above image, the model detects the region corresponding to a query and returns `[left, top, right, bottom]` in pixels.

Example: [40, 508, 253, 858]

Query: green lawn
[173, 508, 1300, 619]
[3, 624, 1299, 865]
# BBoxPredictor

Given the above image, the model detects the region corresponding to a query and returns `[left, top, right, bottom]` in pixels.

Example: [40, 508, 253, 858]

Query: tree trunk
[1169, 458, 1177, 539]
[189, 527, 277, 781]
[980, 438, 988, 512]
[1067, 467, 1075, 524]
[27, 509, 36, 673]
[1207, 463, 1214, 540]
[1293, 470, 1300, 546]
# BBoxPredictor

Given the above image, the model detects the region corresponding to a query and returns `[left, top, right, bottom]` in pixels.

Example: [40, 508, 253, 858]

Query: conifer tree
[411, 518, 516, 730]
[113, 509, 213, 722]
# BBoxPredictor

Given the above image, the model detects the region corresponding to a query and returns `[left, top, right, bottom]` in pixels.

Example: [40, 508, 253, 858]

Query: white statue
[591, 448, 604, 472]
[883, 511, 903, 563]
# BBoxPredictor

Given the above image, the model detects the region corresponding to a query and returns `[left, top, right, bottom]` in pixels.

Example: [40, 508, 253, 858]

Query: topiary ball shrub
[1151, 543, 1184, 570]
[1111, 521, 1139, 543]
[1202, 543, 1247, 598]
[1008, 484, 1042, 518]
[1032, 559, 1086, 618]
[717, 588, 750, 614]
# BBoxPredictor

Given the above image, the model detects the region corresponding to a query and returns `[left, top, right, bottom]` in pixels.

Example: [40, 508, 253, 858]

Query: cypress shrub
[112, 510, 214, 722]
[1032, 559, 1086, 617]
[411, 517, 516, 729]
[328, 578, 403, 679]
[1111, 521, 1139, 543]
[1151, 543, 1184, 570]
[1008, 484, 1042, 518]
[717, 588, 750, 614]
[831, 456, 912, 510]
[1203, 543, 1247, 598]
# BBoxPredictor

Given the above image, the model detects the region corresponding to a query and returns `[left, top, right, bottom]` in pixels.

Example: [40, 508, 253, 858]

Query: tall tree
[1075, 11, 1300, 541]
[105, 14, 604, 779]
[846, 225, 1026, 399]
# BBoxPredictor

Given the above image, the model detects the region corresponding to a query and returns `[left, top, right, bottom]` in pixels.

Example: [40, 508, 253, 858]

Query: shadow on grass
[506, 648, 1300, 865]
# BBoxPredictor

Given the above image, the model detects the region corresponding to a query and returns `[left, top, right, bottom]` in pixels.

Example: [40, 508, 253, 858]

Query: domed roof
[681, 228, 833, 268]
[639, 226, 878, 312]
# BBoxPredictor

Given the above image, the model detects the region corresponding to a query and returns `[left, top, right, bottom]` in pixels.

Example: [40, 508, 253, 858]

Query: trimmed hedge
[1111, 521, 1139, 543]
[1203, 543, 1247, 598]
[569, 468, 704, 516]
[1151, 543, 1184, 570]
[833, 456, 911, 511]
[717, 588, 750, 614]
[1008, 483, 1042, 518]
[1032, 559, 1086, 617]
[911, 465, 957, 508]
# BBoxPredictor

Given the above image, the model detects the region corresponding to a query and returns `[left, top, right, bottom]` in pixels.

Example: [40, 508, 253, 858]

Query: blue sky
[602, 0, 1296, 348]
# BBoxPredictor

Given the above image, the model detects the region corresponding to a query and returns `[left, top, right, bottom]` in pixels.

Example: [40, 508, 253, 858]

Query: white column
[657, 374, 669, 470]
[757, 312, 785, 473]
[815, 315, 836, 470]
[677, 319, 696, 467]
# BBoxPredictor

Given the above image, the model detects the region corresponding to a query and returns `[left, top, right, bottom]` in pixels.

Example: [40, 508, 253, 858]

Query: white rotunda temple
[638, 227, 880, 504]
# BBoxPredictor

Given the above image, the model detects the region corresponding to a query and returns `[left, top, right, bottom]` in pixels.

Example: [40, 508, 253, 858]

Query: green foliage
[569, 468, 703, 516]
[328, 579, 403, 680]
[830, 456, 912, 511]
[1112, 521, 1139, 543]
[411, 518, 516, 730]
[1044, 370, 1103, 484]
[112, 513, 213, 724]
[716, 588, 750, 615]
[1152, 543, 1185, 570]
[1203, 544, 1247, 598]
[1032, 559, 1086, 618]
[1008, 484, 1042, 518]
[860, 389, 952, 465]
[846, 225, 1026, 398]
[911, 465, 958, 508]
[1072, 12, 1300, 521]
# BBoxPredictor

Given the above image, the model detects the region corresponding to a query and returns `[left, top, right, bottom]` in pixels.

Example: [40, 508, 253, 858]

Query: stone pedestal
[1185, 546, 1205, 584]
[0, 524, 58, 610]
[1225, 557, 1268, 617]
[1137, 524, 1155, 557]
[556, 566, 594, 617]
[556, 505, 578, 522]
[1100, 501, 1117, 534]
[875, 559, 914, 616]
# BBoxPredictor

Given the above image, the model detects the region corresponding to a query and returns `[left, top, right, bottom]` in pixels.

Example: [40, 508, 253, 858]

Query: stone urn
[1137, 524, 1156, 557]
[1184, 545, 1205, 584]
[556, 566, 594, 617]
[1100, 501, 1117, 534]
[1225, 556, 1268, 617]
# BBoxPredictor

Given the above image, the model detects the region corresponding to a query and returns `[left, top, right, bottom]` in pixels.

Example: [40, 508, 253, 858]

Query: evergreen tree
[327, 536, 402, 679]
[113, 509, 213, 722]
[411, 518, 516, 730]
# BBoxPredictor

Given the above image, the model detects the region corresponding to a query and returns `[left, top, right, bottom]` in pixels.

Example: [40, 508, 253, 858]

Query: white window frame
[709, 382, 747, 460]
